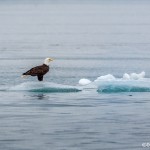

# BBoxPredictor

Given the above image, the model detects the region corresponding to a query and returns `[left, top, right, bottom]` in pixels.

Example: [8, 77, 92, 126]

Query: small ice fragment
[79, 79, 92, 86]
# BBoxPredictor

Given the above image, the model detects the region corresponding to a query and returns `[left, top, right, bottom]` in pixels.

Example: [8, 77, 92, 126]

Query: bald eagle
[22, 58, 53, 81]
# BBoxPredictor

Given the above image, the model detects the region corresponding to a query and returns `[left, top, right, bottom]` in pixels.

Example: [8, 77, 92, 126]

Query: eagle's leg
[37, 75, 43, 81]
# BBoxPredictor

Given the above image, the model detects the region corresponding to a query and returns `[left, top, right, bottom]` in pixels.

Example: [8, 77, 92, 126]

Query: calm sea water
[0, 1, 150, 150]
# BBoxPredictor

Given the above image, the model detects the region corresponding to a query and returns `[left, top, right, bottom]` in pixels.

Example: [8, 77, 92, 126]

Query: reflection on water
[27, 93, 49, 100]
[31, 94, 49, 100]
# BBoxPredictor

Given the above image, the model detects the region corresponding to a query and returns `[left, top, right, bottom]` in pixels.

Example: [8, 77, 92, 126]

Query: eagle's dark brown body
[23, 64, 49, 81]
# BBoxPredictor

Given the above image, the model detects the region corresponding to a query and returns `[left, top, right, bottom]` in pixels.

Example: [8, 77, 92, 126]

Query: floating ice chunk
[78, 78, 92, 85]
[78, 72, 149, 93]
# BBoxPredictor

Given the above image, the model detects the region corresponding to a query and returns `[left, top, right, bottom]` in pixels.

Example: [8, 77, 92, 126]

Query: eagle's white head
[44, 58, 54, 66]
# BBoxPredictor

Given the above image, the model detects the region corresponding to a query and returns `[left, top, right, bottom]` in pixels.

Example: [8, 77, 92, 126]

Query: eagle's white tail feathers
[21, 75, 29, 78]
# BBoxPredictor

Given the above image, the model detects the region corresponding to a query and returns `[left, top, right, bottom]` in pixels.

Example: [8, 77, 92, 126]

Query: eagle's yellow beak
[48, 58, 54, 61]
